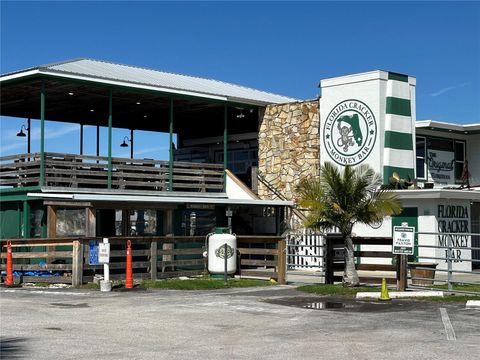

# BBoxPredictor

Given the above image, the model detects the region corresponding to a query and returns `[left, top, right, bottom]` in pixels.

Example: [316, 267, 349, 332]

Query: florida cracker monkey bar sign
[393, 226, 415, 255]
[323, 99, 377, 166]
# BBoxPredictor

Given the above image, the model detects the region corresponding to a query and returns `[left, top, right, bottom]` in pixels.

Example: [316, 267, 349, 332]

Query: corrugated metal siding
[42, 59, 297, 105]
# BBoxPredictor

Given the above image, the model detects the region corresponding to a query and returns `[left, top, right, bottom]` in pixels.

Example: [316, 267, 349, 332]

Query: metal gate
[286, 230, 326, 283]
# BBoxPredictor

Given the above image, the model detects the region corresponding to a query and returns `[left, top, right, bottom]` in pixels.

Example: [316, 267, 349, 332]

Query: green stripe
[384, 131, 413, 150]
[386, 97, 411, 117]
[388, 72, 408, 83]
[383, 166, 415, 184]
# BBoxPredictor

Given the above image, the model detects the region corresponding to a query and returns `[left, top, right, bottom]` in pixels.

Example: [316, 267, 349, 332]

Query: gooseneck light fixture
[16, 120, 31, 154]
[16, 124, 28, 137]
[120, 134, 134, 159]
[120, 136, 130, 148]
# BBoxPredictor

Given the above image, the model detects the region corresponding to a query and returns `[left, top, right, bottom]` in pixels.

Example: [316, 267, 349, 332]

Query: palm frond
[294, 161, 402, 230]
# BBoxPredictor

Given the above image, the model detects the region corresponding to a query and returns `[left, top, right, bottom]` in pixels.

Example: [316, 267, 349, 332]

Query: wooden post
[150, 240, 158, 280]
[162, 209, 174, 272]
[277, 238, 286, 284]
[122, 209, 129, 236]
[325, 236, 333, 284]
[46, 205, 56, 264]
[86, 207, 96, 237]
[47, 206, 56, 237]
[397, 254, 407, 291]
[72, 240, 83, 286]
[251, 166, 258, 194]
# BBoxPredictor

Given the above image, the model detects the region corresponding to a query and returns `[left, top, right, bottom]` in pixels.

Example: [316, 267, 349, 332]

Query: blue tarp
[2, 270, 62, 277]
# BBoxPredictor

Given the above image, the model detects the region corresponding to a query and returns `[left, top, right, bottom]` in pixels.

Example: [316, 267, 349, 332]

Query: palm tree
[295, 162, 402, 287]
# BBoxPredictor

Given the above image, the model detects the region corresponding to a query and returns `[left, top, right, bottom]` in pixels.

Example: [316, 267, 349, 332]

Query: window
[56, 208, 86, 236]
[216, 148, 258, 175]
[427, 138, 453, 152]
[454, 140, 466, 182]
[416, 136, 426, 179]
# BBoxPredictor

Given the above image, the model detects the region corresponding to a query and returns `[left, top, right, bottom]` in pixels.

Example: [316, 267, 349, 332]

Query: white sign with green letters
[393, 226, 414, 255]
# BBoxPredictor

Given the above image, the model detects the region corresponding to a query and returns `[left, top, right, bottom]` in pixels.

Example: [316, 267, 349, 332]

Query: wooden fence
[0, 235, 286, 285]
[0, 152, 224, 192]
[326, 235, 396, 285]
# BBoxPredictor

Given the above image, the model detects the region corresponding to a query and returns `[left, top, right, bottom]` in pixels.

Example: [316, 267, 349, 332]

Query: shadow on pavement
[0, 337, 29, 359]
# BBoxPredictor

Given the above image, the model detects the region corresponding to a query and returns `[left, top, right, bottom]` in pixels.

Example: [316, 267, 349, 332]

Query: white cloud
[0, 124, 79, 154]
[117, 146, 168, 159]
[427, 82, 469, 97]
[0, 142, 26, 153]
[30, 124, 79, 140]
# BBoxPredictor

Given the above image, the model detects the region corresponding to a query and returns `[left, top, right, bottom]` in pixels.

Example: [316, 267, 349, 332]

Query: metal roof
[27, 191, 294, 206]
[416, 120, 480, 135]
[1, 58, 298, 106]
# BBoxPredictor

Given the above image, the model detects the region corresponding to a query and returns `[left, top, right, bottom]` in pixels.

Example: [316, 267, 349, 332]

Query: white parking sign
[393, 226, 414, 255]
[98, 243, 110, 264]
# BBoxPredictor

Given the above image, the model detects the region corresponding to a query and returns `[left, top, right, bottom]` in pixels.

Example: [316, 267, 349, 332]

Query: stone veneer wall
[258, 100, 320, 200]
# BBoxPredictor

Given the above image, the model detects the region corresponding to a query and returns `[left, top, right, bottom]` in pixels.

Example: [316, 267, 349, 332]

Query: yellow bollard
[379, 278, 391, 301]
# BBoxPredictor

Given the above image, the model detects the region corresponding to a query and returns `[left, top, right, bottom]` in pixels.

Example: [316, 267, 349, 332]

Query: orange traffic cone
[5, 240, 13, 286]
[125, 240, 133, 289]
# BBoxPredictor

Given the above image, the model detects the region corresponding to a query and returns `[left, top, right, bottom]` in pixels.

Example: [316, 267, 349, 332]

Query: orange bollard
[5, 240, 13, 286]
[125, 240, 133, 289]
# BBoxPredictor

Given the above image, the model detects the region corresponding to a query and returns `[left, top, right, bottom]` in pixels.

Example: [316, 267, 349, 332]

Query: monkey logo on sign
[323, 99, 377, 166]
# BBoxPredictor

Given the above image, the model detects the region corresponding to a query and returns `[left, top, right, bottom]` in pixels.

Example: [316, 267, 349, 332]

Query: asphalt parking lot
[1, 286, 479, 360]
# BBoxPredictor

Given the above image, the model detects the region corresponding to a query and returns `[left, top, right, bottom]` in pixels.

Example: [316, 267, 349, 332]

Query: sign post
[99, 238, 111, 292]
[393, 223, 414, 291]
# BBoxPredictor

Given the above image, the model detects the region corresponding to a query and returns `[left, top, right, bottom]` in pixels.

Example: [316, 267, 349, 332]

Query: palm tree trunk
[343, 233, 360, 287]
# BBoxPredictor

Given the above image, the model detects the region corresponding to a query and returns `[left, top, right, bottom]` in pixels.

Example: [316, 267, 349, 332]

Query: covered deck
[1, 59, 290, 195]
[1, 59, 295, 247]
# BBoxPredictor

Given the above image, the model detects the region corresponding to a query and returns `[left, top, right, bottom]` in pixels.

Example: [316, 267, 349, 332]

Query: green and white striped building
[319, 70, 417, 185]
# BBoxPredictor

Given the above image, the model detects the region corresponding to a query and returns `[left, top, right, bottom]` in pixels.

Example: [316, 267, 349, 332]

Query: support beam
[162, 209, 174, 272]
[47, 205, 57, 238]
[80, 124, 84, 155]
[46, 205, 56, 264]
[107, 89, 113, 189]
[27, 117, 31, 155]
[224, 103, 228, 191]
[96, 125, 100, 157]
[168, 98, 174, 191]
[122, 209, 129, 236]
[130, 128, 134, 159]
[86, 207, 96, 237]
[40, 80, 45, 186]
[17, 202, 22, 238]
[22, 201, 30, 239]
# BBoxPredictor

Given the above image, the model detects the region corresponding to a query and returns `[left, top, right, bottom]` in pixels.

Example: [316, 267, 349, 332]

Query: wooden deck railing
[0, 235, 286, 285]
[0, 152, 224, 192]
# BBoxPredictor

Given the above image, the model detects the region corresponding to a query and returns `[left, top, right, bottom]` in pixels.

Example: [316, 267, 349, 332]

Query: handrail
[256, 168, 308, 224]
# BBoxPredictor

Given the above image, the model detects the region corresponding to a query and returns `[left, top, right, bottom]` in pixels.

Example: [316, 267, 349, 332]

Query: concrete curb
[466, 300, 480, 308]
[356, 291, 444, 299]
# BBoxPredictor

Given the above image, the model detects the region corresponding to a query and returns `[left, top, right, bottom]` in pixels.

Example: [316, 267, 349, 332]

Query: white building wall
[467, 134, 480, 186]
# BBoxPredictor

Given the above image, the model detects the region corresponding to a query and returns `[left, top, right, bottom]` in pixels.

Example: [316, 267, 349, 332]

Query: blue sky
[1, 1, 479, 159]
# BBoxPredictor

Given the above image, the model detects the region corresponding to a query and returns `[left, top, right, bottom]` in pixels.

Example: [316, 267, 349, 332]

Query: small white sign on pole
[393, 226, 415, 255]
[98, 242, 110, 264]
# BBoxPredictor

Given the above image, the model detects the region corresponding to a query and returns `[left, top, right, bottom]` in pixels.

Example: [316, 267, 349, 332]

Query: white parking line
[440, 307, 456, 341]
